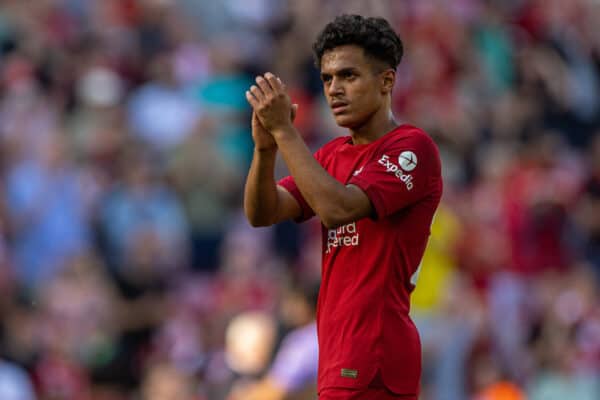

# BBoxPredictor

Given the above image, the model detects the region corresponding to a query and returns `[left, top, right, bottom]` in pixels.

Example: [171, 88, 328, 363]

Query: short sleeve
[349, 133, 441, 219]
[278, 176, 314, 222]
[276, 146, 330, 223]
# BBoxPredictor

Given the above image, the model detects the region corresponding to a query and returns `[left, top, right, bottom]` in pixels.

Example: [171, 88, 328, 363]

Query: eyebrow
[320, 67, 358, 80]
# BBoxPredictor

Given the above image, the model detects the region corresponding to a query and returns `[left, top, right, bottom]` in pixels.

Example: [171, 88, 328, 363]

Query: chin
[333, 114, 360, 128]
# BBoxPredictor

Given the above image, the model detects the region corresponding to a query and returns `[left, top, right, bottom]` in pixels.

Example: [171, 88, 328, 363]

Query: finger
[291, 104, 298, 122]
[249, 84, 265, 102]
[256, 76, 274, 96]
[246, 90, 259, 108]
[265, 72, 283, 92]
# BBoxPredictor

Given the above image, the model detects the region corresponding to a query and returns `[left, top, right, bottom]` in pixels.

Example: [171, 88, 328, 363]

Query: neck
[349, 109, 398, 145]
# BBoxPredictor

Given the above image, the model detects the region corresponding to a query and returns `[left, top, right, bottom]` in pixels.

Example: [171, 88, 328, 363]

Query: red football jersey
[278, 124, 442, 395]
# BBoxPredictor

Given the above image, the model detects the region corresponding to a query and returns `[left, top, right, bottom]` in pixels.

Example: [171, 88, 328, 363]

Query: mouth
[330, 101, 349, 114]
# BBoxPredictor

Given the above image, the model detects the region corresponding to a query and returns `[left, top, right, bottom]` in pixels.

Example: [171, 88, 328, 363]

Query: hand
[251, 111, 277, 152]
[246, 72, 296, 133]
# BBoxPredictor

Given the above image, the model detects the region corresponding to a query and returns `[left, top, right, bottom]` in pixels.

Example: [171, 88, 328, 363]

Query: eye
[321, 74, 332, 83]
[342, 71, 356, 81]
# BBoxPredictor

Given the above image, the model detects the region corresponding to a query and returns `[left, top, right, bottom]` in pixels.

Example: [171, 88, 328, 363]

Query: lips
[330, 100, 349, 114]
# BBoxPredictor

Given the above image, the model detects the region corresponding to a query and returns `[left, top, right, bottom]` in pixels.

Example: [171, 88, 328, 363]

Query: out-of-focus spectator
[127, 51, 202, 150]
[474, 381, 525, 400]
[99, 147, 189, 275]
[0, 359, 36, 400]
[575, 132, 600, 276]
[410, 203, 462, 314]
[227, 280, 319, 400]
[140, 362, 201, 400]
[224, 310, 277, 377]
[3, 132, 95, 290]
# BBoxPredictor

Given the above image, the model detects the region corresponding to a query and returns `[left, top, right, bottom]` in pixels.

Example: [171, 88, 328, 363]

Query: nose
[327, 77, 343, 97]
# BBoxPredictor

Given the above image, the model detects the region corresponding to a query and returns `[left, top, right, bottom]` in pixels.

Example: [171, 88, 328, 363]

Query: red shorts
[319, 387, 416, 400]
[319, 372, 417, 400]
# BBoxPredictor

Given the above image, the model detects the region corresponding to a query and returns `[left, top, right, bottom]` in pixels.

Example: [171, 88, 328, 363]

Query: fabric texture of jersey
[319, 370, 418, 399]
[278, 124, 443, 396]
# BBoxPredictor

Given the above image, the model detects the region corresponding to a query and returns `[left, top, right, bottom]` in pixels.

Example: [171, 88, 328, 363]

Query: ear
[380, 69, 396, 95]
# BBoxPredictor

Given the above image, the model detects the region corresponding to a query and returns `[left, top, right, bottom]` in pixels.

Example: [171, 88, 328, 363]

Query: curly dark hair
[312, 14, 403, 70]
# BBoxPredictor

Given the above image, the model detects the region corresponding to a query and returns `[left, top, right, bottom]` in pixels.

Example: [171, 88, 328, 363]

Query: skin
[227, 377, 286, 400]
[244, 44, 397, 229]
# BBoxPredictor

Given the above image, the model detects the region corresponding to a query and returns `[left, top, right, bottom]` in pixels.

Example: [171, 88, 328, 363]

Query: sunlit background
[0, 0, 599, 399]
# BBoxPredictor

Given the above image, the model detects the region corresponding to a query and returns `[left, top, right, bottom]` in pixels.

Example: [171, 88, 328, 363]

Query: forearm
[272, 126, 354, 228]
[244, 149, 280, 226]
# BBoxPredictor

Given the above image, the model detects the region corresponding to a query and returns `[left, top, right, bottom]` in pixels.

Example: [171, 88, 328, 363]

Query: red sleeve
[277, 175, 314, 222]
[276, 145, 331, 223]
[348, 132, 442, 219]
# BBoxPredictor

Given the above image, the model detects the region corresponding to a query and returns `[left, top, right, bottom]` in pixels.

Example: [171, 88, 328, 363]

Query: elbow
[246, 215, 273, 228]
[245, 210, 274, 228]
[251, 220, 273, 228]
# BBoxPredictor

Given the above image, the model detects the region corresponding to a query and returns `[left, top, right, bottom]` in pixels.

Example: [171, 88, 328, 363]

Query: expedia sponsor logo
[378, 154, 414, 190]
[326, 222, 359, 254]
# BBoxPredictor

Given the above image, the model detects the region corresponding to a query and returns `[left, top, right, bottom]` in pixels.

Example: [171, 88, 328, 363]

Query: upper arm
[348, 133, 441, 219]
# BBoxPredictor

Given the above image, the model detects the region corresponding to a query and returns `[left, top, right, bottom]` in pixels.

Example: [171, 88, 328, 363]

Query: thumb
[291, 104, 299, 122]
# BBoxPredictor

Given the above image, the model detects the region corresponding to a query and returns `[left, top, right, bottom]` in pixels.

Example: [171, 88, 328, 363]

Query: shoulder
[314, 135, 351, 160]
[384, 124, 438, 151]
[319, 135, 351, 152]
[379, 125, 441, 173]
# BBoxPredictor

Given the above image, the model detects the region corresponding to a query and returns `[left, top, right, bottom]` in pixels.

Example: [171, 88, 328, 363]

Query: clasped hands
[246, 72, 297, 139]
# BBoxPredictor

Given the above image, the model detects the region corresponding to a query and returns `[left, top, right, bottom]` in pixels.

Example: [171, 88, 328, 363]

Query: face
[320, 45, 394, 129]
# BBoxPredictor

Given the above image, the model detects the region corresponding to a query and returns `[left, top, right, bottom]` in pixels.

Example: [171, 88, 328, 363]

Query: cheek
[335, 94, 380, 127]
[355, 80, 381, 101]
[352, 86, 381, 113]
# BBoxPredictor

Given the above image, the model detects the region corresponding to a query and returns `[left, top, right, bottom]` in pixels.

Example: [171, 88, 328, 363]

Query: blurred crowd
[0, 0, 599, 399]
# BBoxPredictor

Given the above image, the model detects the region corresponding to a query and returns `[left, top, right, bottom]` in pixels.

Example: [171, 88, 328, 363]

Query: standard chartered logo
[326, 222, 360, 254]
